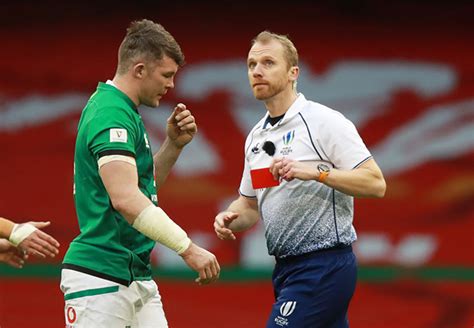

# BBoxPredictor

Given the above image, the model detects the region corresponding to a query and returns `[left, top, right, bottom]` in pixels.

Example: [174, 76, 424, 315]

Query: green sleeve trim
[64, 285, 119, 301]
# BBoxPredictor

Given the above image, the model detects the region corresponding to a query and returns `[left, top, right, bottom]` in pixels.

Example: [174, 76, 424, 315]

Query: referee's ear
[289, 66, 299, 83]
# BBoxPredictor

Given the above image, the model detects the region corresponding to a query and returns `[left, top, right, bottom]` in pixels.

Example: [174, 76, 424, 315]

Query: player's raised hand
[166, 103, 197, 148]
[0, 239, 26, 268]
[13, 222, 60, 258]
[214, 212, 239, 241]
[179, 242, 220, 285]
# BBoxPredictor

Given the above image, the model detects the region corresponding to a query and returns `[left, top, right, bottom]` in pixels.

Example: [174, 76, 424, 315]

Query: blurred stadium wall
[0, 1, 473, 327]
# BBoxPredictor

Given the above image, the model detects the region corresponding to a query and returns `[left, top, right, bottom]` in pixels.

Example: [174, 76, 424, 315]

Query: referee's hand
[214, 212, 238, 241]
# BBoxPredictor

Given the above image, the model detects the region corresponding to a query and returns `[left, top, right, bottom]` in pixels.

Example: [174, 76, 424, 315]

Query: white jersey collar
[262, 93, 307, 130]
[106, 79, 118, 88]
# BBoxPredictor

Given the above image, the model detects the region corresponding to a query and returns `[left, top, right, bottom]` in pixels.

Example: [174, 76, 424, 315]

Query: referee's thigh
[266, 251, 357, 328]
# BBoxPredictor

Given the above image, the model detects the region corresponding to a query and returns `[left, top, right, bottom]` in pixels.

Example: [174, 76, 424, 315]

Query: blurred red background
[0, 1, 473, 327]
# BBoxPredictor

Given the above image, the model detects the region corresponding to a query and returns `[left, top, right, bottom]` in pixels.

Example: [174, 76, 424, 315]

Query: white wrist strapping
[9, 223, 37, 246]
[133, 205, 191, 254]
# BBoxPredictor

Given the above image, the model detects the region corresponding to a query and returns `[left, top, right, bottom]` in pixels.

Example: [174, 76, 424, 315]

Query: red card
[250, 167, 280, 189]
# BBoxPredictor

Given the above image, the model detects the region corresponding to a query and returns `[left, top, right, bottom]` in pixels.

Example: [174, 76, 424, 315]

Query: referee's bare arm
[214, 196, 259, 240]
[322, 159, 386, 198]
[100, 160, 220, 285]
[273, 158, 386, 198]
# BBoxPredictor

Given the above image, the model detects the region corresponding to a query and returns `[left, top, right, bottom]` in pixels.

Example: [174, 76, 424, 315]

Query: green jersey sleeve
[87, 106, 138, 159]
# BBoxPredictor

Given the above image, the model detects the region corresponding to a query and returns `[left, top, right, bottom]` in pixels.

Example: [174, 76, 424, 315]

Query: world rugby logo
[279, 301, 297, 317]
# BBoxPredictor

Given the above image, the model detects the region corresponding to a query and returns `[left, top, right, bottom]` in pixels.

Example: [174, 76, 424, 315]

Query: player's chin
[146, 98, 160, 108]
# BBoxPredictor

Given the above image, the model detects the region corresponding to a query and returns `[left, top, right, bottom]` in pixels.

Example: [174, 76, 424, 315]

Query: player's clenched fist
[166, 103, 197, 148]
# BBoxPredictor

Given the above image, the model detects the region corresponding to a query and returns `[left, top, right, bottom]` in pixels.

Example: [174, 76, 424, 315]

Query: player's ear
[289, 66, 299, 82]
[133, 63, 146, 79]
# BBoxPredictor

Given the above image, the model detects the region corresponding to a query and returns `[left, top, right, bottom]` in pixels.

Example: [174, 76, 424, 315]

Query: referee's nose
[252, 63, 264, 78]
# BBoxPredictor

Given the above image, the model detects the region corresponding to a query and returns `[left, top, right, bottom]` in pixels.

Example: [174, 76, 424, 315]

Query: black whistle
[262, 141, 276, 156]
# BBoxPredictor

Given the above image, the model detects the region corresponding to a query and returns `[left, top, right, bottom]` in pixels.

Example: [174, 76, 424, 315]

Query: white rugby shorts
[60, 269, 168, 328]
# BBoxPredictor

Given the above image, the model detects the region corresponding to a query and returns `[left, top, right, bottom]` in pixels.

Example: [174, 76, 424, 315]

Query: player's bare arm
[214, 196, 259, 240]
[99, 160, 151, 222]
[273, 158, 386, 198]
[153, 103, 197, 189]
[100, 160, 220, 284]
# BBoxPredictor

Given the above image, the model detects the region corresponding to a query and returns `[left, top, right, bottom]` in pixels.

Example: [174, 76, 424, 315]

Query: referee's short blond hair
[251, 31, 299, 70]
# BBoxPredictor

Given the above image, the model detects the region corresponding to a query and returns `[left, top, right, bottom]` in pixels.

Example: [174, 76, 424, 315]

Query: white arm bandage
[98, 155, 136, 169]
[132, 205, 191, 254]
[9, 223, 37, 246]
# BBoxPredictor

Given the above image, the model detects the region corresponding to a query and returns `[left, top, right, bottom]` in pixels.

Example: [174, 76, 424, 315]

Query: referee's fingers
[270, 160, 282, 180]
[217, 231, 235, 240]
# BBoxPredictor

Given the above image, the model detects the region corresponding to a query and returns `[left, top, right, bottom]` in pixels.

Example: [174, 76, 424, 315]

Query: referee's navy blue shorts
[266, 245, 357, 328]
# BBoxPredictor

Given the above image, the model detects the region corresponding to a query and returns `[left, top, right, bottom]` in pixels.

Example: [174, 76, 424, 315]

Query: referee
[214, 31, 386, 327]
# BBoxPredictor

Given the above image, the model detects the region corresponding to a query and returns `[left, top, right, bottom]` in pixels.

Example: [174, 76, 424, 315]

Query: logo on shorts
[274, 301, 297, 326]
[66, 306, 77, 324]
[280, 301, 297, 317]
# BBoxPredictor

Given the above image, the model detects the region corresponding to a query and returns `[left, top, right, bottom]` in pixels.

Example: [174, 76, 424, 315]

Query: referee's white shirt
[239, 93, 372, 258]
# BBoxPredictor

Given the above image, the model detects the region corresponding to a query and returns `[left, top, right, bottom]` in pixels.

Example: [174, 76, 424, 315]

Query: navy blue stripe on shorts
[266, 246, 357, 328]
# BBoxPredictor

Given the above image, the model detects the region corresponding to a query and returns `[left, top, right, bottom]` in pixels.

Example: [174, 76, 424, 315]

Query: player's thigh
[61, 269, 136, 327]
[134, 291, 168, 328]
[64, 291, 135, 328]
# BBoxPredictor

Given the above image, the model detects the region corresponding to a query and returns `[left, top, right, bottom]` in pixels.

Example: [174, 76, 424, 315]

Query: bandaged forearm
[132, 204, 191, 254]
[9, 223, 37, 246]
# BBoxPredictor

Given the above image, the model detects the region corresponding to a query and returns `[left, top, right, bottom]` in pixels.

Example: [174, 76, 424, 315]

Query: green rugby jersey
[63, 82, 157, 285]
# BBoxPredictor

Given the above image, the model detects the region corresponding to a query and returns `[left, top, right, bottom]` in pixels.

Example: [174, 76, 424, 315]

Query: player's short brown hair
[251, 31, 298, 69]
[117, 19, 185, 74]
